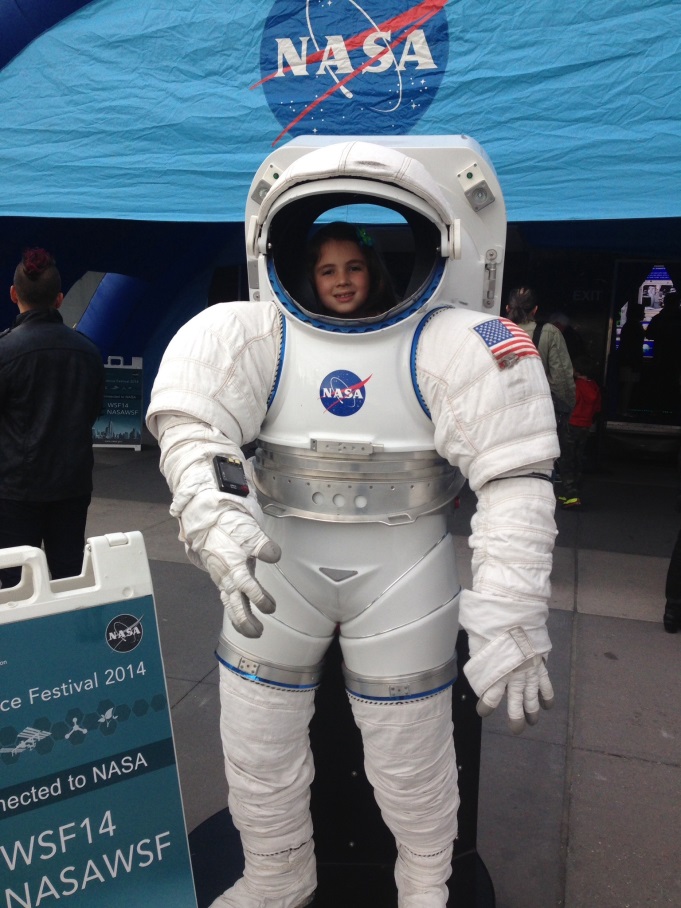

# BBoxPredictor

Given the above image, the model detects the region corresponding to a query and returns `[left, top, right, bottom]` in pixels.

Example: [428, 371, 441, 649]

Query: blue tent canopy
[2, 0, 680, 409]
[1, 0, 680, 224]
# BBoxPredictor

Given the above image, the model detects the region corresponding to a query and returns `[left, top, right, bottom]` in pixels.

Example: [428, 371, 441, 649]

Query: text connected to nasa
[1, 808, 173, 907]
[0, 662, 147, 712]
[0, 752, 149, 816]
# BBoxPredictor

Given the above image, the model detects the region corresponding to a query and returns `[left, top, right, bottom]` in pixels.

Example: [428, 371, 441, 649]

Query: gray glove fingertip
[509, 716, 526, 735]
[233, 612, 264, 638]
[539, 691, 555, 710]
[239, 623, 263, 639]
[221, 590, 264, 639]
[525, 708, 540, 726]
[257, 540, 282, 563]
[476, 699, 495, 718]
[257, 591, 276, 615]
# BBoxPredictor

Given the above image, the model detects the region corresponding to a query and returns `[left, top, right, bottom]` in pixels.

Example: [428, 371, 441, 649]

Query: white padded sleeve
[416, 307, 559, 491]
[146, 300, 281, 448]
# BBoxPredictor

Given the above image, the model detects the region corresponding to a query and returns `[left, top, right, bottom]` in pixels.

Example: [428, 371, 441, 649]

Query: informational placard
[92, 356, 143, 451]
[0, 535, 197, 908]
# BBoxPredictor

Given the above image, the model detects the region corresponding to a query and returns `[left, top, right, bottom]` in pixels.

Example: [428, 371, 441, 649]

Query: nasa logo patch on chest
[319, 370, 372, 416]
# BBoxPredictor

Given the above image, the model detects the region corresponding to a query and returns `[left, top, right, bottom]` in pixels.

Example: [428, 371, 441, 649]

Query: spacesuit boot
[349, 688, 459, 908]
[209, 666, 317, 908]
[394, 845, 454, 908]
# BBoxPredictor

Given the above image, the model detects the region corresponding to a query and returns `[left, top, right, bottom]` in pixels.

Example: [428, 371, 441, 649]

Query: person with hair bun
[505, 287, 576, 413]
[0, 248, 104, 588]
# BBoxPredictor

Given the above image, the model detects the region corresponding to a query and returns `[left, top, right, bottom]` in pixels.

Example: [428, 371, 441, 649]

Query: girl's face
[313, 239, 370, 316]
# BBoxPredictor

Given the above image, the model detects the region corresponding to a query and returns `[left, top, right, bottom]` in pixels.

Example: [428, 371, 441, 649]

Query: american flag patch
[471, 318, 540, 370]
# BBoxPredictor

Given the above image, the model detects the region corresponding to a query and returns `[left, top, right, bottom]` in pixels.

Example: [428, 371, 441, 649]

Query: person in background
[558, 355, 602, 510]
[0, 248, 104, 588]
[617, 301, 645, 417]
[506, 288, 575, 412]
[549, 311, 587, 362]
[506, 287, 575, 484]
[663, 445, 681, 634]
[645, 292, 681, 421]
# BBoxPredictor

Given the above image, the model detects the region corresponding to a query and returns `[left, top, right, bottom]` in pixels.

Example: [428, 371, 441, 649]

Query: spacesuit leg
[349, 690, 458, 908]
[336, 521, 461, 907]
[210, 666, 317, 908]
[207, 537, 340, 908]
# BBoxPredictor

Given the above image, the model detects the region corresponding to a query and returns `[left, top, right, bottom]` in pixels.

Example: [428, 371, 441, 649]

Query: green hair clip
[355, 226, 374, 247]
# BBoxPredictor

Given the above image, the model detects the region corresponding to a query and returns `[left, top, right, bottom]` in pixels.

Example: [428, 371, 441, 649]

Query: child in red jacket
[560, 356, 602, 509]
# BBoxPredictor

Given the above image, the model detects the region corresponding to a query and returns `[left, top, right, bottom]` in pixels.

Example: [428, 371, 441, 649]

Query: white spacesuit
[147, 137, 559, 908]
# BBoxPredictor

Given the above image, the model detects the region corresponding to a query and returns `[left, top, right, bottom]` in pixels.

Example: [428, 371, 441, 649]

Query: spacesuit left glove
[465, 626, 554, 734]
[476, 655, 554, 734]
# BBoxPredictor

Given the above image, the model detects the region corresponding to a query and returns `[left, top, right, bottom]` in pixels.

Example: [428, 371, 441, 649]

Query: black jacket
[0, 308, 104, 500]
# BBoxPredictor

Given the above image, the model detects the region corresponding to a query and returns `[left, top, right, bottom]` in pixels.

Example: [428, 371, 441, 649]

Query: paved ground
[83, 435, 681, 908]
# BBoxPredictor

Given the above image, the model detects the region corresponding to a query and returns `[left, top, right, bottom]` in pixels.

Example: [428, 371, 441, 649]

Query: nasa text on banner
[0, 534, 198, 908]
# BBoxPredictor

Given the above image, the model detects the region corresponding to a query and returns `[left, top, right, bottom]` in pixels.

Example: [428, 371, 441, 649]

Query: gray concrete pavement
[86, 440, 681, 908]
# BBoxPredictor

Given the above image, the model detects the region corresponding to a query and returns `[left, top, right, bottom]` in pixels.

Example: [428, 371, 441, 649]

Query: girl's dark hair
[506, 286, 538, 324]
[13, 248, 61, 308]
[306, 222, 396, 318]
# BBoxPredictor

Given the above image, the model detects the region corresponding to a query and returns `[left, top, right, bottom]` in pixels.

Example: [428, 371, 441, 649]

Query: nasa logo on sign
[319, 369, 372, 416]
[105, 614, 144, 653]
[257, 0, 449, 144]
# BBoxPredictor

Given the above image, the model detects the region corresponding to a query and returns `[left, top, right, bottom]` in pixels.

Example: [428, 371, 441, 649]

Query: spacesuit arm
[146, 302, 283, 638]
[153, 415, 281, 638]
[416, 308, 559, 732]
[460, 472, 557, 732]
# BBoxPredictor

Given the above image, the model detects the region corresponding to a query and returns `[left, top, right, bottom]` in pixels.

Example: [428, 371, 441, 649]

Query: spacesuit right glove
[198, 507, 281, 639]
[173, 487, 282, 639]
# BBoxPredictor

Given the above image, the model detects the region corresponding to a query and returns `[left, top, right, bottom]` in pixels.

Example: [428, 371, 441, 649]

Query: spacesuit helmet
[245, 138, 506, 331]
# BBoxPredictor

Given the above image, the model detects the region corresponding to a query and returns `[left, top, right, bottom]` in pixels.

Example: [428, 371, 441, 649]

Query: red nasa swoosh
[321, 373, 373, 411]
[252, 0, 448, 145]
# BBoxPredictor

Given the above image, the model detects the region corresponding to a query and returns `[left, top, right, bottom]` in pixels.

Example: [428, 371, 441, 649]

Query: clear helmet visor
[265, 189, 445, 329]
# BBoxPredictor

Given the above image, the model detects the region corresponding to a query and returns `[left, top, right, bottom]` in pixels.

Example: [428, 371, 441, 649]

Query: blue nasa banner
[0, 0, 680, 222]
[0, 596, 198, 908]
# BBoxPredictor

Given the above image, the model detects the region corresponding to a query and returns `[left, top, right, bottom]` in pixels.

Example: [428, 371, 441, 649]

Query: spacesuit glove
[197, 510, 281, 639]
[174, 481, 282, 639]
[476, 655, 554, 734]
